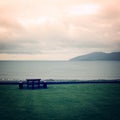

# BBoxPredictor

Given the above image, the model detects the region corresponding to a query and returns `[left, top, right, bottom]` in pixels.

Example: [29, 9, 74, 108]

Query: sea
[0, 61, 120, 81]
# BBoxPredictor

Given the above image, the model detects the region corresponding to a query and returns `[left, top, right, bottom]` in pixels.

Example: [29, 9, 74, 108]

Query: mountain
[70, 52, 120, 61]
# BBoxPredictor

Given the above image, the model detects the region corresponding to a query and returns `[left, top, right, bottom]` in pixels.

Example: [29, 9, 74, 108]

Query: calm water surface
[0, 61, 120, 81]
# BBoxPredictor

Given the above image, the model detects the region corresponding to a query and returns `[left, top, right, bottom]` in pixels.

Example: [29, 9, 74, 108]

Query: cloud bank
[0, 0, 120, 60]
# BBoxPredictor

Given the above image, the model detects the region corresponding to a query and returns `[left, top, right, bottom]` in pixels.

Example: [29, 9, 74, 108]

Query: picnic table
[19, 79, 47, 89]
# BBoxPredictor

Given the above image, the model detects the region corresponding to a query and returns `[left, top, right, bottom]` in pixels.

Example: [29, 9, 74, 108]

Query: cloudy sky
[0, 0, 120, 60]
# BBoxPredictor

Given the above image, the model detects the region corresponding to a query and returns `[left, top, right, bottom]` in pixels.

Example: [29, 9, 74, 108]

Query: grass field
[0, 84, 120, 120]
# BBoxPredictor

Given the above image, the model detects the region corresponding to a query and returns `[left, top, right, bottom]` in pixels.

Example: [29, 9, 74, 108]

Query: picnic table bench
[19, 79, 47, 89]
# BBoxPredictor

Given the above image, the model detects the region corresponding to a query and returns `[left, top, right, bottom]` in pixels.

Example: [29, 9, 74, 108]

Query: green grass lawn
[0, 84, 120, 120]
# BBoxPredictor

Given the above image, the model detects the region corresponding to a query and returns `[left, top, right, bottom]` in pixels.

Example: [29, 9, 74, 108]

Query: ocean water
[0, 61, 120, 81]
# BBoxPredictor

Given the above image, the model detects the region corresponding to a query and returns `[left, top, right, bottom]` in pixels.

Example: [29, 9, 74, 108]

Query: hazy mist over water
[0, 61, 120, 81]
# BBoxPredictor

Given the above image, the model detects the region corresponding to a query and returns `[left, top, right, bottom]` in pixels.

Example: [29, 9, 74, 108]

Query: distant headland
[70, 52, 120, 61]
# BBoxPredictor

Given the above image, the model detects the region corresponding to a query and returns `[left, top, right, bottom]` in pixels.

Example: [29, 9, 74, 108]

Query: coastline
[0, 79, 120, 85]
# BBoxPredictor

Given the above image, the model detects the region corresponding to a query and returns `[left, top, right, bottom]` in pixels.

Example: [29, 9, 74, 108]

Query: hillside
[70, 52, 120, 61]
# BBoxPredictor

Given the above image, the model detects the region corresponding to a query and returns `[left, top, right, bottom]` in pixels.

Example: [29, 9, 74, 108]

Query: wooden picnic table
[19, 79, 47, 89]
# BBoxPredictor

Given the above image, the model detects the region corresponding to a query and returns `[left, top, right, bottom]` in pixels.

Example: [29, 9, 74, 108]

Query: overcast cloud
[0, 0, 120, 60]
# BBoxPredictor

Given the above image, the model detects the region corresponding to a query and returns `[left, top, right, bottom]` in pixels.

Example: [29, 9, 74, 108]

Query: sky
[0, 0, 120, 60]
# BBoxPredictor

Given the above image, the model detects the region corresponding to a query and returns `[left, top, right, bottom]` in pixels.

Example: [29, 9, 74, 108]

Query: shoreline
[0, 79, 120, 85]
